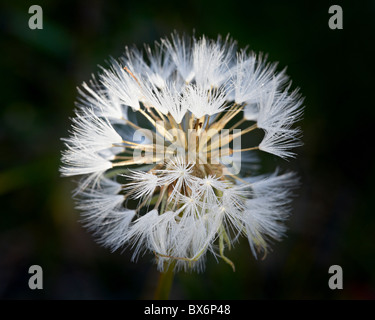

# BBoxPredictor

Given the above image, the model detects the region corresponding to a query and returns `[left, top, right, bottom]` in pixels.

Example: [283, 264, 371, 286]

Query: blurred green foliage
[0, 0, 374, 299]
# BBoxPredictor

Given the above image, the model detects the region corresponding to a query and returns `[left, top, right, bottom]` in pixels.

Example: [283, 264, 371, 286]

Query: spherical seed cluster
[61, 33, 304, 272]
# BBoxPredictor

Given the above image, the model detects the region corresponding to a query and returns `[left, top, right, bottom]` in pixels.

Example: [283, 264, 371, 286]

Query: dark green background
[1, 0, 374, 299]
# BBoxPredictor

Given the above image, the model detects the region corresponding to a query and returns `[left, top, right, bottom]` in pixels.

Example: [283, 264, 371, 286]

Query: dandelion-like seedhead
[61, 33, 304, 272]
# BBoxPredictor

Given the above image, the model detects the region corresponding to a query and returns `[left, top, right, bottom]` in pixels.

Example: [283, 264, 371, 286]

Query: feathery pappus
[61, 32, 304, 272]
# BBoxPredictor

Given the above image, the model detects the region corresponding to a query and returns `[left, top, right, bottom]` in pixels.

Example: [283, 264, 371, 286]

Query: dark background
[1, 0, 374, 299]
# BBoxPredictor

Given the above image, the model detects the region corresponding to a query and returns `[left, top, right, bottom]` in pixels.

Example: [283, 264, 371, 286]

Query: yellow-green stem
[154, 261, 176, 300]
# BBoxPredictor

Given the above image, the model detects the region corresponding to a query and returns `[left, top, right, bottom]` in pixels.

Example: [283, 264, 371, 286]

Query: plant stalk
[154, 261, 175, 300]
